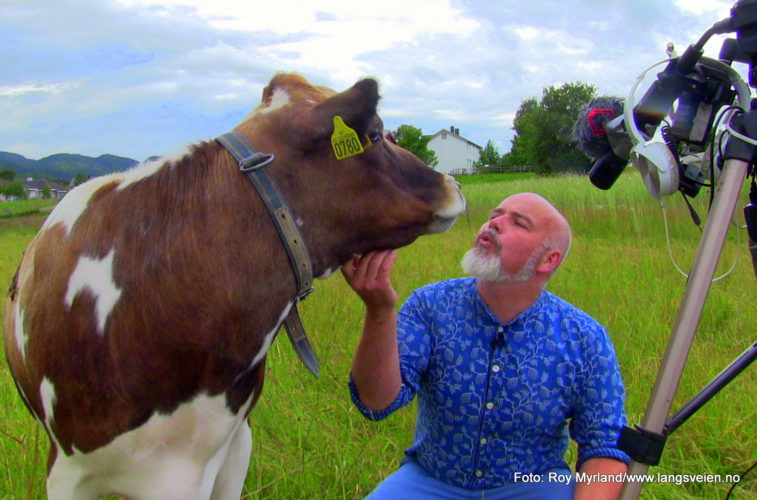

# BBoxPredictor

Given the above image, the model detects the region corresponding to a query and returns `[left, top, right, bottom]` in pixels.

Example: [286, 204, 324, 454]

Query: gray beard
[461, 244, 542, 283]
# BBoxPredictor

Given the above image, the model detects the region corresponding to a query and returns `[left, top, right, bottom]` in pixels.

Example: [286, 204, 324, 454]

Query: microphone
[573, 97, 633, 190]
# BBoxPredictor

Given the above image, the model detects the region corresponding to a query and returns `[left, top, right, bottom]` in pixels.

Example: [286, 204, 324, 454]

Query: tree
[72, 173, 89, 187]
[505, 97, 540, 168]
[476, 140, 502, 168]
[0, 168, 15, 181]
[42, 183, 52, 199]
[506, 82, 596, 175]
[394, 124, 439, 167]
[0, 181, 26, 200]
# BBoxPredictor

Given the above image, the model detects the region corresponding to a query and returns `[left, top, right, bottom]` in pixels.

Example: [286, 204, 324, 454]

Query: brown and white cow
[3, 73, 465, 500]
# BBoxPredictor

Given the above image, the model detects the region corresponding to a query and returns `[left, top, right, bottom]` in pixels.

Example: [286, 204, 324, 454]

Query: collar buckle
[240, 152, 276, 172]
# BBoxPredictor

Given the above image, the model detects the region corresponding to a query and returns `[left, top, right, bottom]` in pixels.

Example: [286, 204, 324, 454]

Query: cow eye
[367, 129, 383, 143]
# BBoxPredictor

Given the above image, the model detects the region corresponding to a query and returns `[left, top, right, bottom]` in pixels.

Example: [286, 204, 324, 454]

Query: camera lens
[589, 151, 627, 190]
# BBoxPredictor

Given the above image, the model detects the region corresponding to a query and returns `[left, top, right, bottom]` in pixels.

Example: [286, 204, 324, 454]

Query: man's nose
[487, 216, 502, 233]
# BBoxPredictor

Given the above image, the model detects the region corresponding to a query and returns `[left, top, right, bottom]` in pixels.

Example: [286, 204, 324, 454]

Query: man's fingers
[364, 250, 390, 283]
[341, 251, 397, 291]
[340, 256, 360, 282]
[375, 250, 398, 281]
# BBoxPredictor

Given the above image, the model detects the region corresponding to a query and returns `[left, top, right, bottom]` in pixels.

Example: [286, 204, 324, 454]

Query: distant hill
[0, 151, 139, 181]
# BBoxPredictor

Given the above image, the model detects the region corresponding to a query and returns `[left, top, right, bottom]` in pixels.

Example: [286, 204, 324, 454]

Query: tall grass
[0, 171, 754, 499]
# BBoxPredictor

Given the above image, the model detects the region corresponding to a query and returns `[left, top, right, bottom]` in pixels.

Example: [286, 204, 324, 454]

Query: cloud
[0, 0, 745, 161]
[0, 82, 74, 97]
[674, 0, 732, 15]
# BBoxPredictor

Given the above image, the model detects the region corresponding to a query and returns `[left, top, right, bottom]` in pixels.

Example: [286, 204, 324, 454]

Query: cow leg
[210, 422, 253, 500]
[47, 456, 99, 500]
[211, 369, 262, 500]
[48, 451, 210, 500]
[47, 480, 98, 500]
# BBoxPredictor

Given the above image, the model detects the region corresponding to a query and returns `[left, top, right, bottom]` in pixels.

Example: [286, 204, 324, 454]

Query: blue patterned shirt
[349, 277, 630, 489]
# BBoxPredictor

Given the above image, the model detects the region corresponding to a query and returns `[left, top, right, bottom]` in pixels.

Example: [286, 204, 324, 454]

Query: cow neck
[216, 131, 319, 378]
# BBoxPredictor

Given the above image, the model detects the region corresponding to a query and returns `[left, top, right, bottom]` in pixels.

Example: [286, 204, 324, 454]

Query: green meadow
[1, 171, 754, 499]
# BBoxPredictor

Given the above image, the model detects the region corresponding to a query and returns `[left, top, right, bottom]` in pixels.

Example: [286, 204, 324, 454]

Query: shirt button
[475, 470, 483, 477]
[486, 402, 494, 410]
[497, 326, 504, 333]
[480, 438, 487, 445]
[492, 364, 500, 373]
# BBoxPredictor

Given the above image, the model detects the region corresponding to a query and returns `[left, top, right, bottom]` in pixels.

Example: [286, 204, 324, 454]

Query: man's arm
[341, 250, 402, 411]
[573, 456, 628, 499]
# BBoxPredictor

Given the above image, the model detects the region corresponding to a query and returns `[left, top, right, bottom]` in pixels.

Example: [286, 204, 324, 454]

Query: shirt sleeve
[349, 289, 433, 421]
[568, 324, 631, 469]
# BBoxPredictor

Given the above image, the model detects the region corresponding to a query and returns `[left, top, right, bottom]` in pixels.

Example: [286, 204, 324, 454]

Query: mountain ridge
[0, 151, 140, 181]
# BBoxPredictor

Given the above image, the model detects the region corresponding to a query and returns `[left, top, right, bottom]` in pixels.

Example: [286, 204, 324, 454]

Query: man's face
[462, 194, 554, 282]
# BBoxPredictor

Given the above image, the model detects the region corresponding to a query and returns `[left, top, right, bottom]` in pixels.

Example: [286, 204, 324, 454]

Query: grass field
[0, 199, 57, 219]
[0, 171, 755, 499]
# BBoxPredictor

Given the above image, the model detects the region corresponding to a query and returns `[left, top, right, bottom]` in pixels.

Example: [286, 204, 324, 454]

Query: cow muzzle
[428, 175, 466, 234]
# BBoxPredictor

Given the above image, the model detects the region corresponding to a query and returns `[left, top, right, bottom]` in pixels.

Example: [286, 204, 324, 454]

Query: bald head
[501, 192, 572, 269]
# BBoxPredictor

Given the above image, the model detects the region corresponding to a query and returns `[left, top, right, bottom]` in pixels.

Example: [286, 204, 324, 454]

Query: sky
[0, 0, 741, 162]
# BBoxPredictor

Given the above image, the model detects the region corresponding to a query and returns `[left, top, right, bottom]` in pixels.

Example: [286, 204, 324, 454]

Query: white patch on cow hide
[249, 300, 294, 370]
[41, 174, 124, 235]
[13, 302, 27, 363]
[118, 157, 169, 191]
[117, 147, 191, 192]
[39, 377, 58, 436]
[64, 249, 122, 335]
[39, 153, 186, 235]
[261, 88, 290, 114]
[246, 88, 290, 120]
[46, 391, 255, 500]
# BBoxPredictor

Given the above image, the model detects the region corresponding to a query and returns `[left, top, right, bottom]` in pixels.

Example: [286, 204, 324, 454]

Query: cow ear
[312, 79, 379, 139]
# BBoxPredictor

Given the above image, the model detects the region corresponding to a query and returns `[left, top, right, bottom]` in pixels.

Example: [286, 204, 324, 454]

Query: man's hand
[342, 250, 402, 411]
[341, 250, 398, 314]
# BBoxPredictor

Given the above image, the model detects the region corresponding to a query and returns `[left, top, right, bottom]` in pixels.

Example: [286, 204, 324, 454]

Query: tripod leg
[620, 159, 750, 500]
[665, 341, 757, 435]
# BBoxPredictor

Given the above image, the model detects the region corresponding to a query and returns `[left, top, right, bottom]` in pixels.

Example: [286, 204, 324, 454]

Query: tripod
[618, 118, 757, 499]
[610, 2, 757, 497]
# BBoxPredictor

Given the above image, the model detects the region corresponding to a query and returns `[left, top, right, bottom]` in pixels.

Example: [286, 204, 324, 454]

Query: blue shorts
[365, 459, 574, 500]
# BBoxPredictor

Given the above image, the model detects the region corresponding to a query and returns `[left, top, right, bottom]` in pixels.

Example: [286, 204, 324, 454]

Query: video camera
[574, 0, 757, 276]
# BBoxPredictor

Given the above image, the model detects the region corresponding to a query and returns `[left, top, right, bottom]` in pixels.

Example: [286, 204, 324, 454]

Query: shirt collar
[471, 278, 549, 327]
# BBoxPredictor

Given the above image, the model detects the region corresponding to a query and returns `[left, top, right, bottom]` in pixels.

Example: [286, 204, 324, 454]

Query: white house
[23, 178, 68, 199]
[427, 126, 483, 175]
[0, 178, 69, 202]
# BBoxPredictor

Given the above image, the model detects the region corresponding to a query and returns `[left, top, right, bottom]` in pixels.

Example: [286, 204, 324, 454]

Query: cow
[2, 73, 466, 500]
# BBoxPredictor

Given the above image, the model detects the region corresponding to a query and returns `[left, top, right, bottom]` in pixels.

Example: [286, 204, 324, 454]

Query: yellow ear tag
[331, 115, 365, 160]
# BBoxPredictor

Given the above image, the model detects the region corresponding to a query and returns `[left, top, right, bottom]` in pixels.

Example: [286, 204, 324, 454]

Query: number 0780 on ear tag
[331, 115, 365, 160]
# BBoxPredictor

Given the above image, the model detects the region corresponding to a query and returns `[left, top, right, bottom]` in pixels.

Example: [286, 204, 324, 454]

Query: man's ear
[537, 249, 562, 275]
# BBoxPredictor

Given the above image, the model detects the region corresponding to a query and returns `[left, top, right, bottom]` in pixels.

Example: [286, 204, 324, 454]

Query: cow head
[233, 73, 466, 276]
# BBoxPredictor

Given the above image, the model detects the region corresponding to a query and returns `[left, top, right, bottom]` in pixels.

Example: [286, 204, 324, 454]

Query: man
[342, 192, 629, 500]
